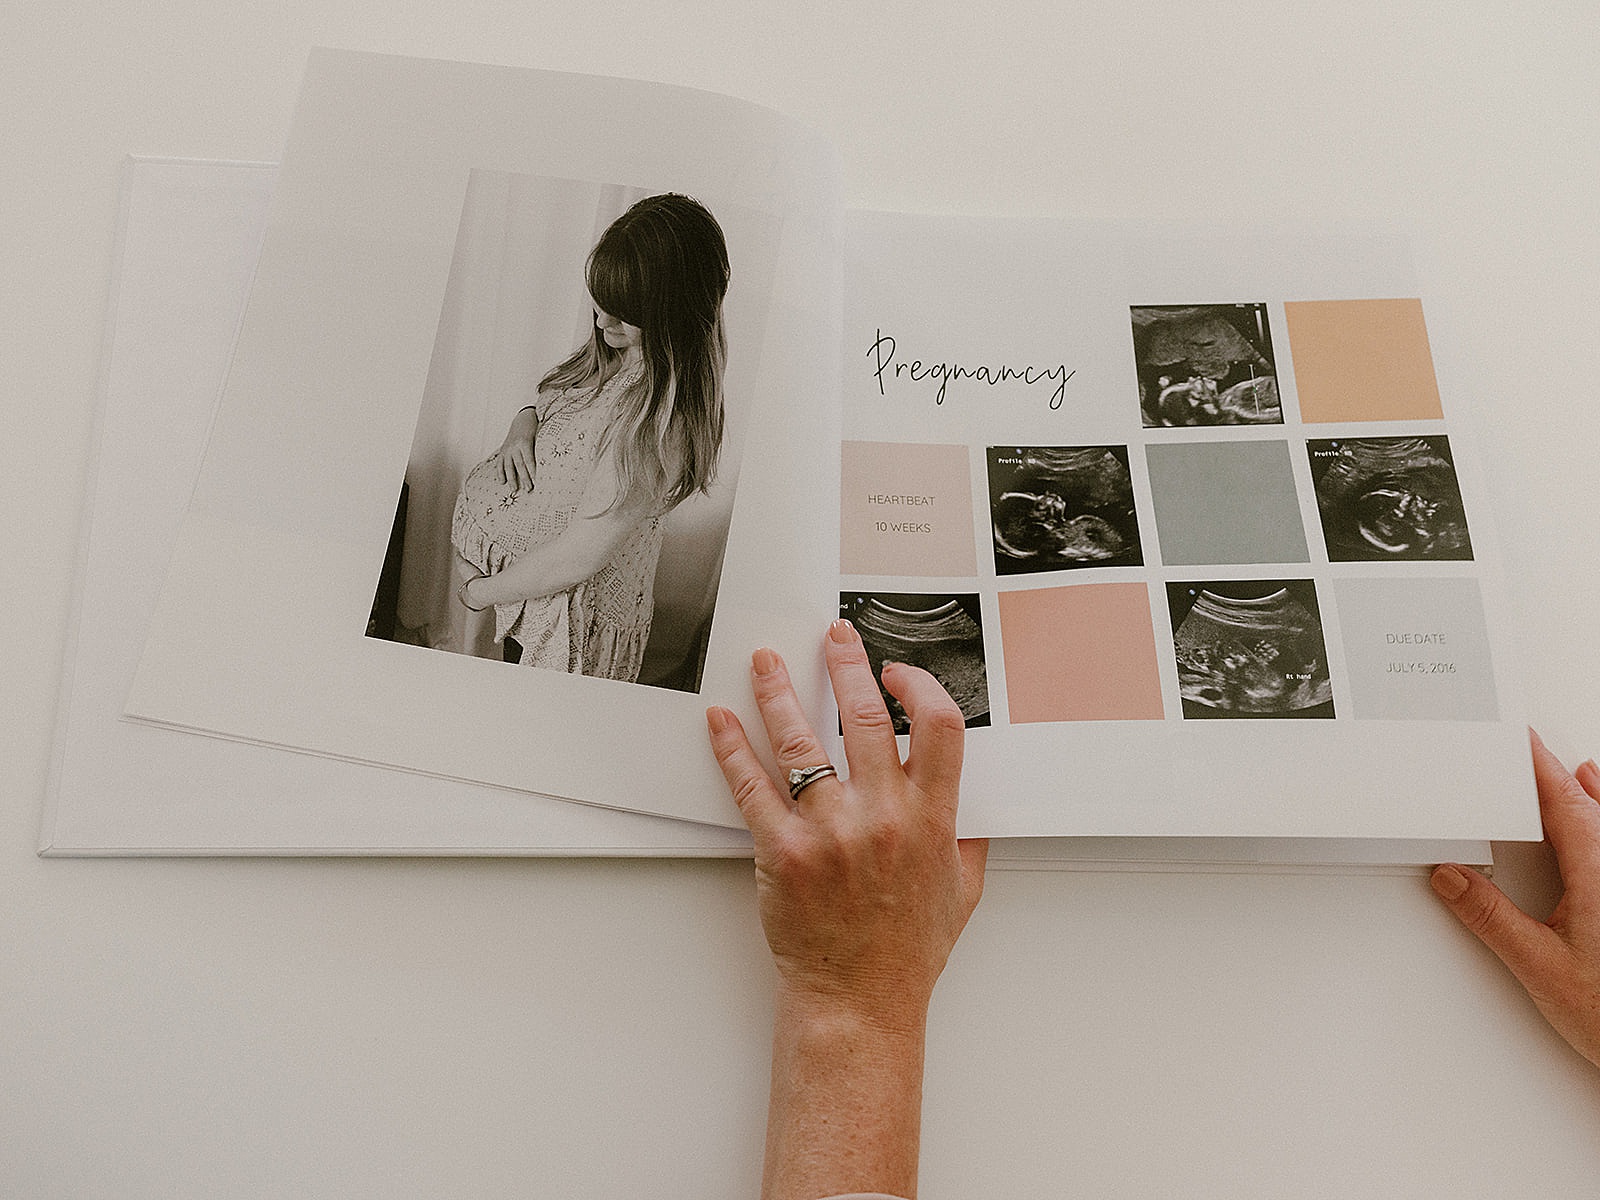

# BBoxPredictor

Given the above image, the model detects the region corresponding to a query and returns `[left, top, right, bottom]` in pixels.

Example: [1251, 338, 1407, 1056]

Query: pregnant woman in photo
[451, 193, 729, 681]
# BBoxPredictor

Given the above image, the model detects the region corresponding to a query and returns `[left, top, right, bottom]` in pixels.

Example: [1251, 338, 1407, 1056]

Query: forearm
[763, 986, 927, 1200]
[470, 533, 611, 606]
[466, 441, 649, 608]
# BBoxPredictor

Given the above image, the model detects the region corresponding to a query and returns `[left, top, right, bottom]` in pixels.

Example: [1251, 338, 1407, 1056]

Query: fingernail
[828, 618, 855, 644]
[705, 706, 729, 734]
[1431, 864, 1470, 901]
[752, 647, 781, 676]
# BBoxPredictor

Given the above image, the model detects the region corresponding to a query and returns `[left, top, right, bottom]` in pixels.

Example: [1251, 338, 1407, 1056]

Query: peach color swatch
[997, 583, 1165, 723]
[839, 440, 977, 576]
[1285, 298, 1443, 423]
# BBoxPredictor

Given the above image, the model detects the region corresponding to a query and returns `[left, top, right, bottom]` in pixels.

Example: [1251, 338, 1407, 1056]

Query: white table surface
[6, 4, 1599, 1195]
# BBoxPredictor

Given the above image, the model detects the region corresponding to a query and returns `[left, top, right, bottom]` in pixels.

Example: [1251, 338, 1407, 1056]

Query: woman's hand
[707, 620, 986, 1200]
[1432, 730, 1600, 1069]
[708, 619, 987, 1030]
[454, 555, 489, 612]
[707, 620, 979, 1200]
[456, 574, 488, 612]
[461, 448, 648, 610]
[490, 407, 540, 493]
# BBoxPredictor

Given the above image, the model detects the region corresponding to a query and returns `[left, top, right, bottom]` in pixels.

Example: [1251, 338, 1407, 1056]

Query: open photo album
[71, 49, 1535, 847]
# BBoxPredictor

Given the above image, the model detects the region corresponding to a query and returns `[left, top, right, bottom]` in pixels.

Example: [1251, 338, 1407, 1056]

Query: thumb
[1431, 863, 1566, 992]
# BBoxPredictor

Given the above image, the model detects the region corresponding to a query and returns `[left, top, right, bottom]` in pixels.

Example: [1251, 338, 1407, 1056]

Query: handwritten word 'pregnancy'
[866, 331, 1075, 410]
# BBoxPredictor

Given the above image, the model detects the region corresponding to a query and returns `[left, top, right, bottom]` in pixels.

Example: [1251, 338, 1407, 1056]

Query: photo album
[45, 49, 1537, 854]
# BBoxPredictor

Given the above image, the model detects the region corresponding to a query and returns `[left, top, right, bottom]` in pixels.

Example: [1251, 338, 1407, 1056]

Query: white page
[42, 156, 753, 856]
[837, 210, 1538, 841]
[43, 156, 1488, 868]
[124, 52, 842, 829]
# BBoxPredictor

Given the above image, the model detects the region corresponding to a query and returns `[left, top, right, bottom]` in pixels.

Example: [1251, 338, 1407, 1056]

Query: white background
[6, 3, 1600, 1196]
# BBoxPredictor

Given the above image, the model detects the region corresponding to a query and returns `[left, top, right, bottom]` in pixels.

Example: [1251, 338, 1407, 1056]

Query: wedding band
[787, 763, 838, 801]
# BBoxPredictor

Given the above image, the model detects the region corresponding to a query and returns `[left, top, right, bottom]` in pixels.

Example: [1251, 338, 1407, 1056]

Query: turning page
[123, 52, 841, 829]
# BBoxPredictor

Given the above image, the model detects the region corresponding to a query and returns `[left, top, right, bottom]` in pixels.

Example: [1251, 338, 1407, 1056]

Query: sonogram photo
[986, 445, 1142, 575]
[1308, 436, 1473, 562]
[1132, 303, 1281, 428]
[1167, 579, 1335, 719]
[840, 592, 991, 733]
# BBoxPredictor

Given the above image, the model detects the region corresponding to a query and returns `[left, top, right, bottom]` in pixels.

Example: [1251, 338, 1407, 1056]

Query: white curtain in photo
[394, 173, 646, 656]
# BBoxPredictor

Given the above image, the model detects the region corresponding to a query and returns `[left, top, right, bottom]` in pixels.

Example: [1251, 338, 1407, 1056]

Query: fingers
[705, 705, 789, 841]
[1530, 729, 1600, 884]
[750, 647, 841, 805]
[491, 449, 536, 492]
[881, 660, 965, 809]
[1431, 862, 1569, 994]
[511, 449, 535, 493]
[825, 620, 901, 786]
[721, 629, 970, 833]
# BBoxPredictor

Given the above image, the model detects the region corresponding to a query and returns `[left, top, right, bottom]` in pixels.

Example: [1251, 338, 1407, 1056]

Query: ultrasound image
[1167, 581, 1334, 719]
[1132, 303, 1281, 428]
[986, 446, 1142, 575]
[1308, 437, 1472, 561]
[840, 593, 990, 733]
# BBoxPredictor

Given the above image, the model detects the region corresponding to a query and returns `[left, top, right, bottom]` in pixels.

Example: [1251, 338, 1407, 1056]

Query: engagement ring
[787, 763, 838, 801]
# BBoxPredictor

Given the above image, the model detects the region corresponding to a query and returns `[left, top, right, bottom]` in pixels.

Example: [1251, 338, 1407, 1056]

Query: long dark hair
[539, 193, 729, 512]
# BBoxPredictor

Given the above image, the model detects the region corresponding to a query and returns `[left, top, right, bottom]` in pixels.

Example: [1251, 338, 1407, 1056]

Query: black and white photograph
[839, 592, 991, 733]
[366, 174, 769, 693]
[985, 445, 1143, 575]
[1131, 303, 1281, 427]
[1307, 435, 1473, 562]
[1166, 579, 1335, 719]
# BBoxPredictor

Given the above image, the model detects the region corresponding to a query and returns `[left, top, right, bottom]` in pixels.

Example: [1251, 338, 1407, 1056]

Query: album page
[123, 51, 841, 829]
[835, 209, 1538, 840]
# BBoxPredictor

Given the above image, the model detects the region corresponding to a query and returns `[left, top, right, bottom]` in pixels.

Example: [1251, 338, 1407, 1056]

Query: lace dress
[450, 364, 665, 681]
